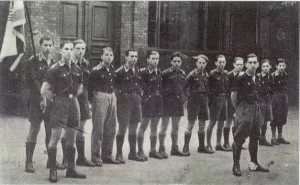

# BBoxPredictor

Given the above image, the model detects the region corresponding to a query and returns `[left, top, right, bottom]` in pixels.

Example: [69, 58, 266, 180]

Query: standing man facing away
[231, 53, 269, 176]
[25, 34, 65, 173]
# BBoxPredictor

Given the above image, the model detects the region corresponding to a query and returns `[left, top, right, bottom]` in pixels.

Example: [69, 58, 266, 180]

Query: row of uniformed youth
[24, 35, 289, 182]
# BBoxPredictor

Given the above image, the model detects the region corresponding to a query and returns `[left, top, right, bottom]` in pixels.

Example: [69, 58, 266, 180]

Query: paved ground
[0, 107, 298, 185]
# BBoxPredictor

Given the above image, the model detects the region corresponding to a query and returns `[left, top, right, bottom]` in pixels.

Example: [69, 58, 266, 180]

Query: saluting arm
[231, 91, 238, 109]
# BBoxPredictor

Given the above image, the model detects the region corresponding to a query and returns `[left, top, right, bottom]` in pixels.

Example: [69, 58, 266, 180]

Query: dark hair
[276, 58, 286, 65]
[246, 53, 257, 61]
[234, 57, 244, 63]
[197, 54, 209, 62]
[216, 54, 225, 61]
[125, 49, 138, 56]
[261, 59, 271, 65]
[73, 39, 86, 47]
[100, 47, 113, 56]
[60, 40, 73, 49]
[170, 51, 182, 61]
[146, 50, 159, 59]
[39, 35, 54, 45]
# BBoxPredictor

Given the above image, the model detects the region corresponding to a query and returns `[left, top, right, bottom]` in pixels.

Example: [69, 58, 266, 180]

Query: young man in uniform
[159, 51, 188, 158]
[25, 35, 65, 173]
[61, 39, 95, 167]
[183, 54, 210, 155]
[257, 59, 273, 146]
[137, 50, 164, 160]
[41, 41, 86, 182]
[88, 47, 120, 166]
[270, 58, 290, 145]
[231, 53, 269, 176]
[206, 55, 229, 153]
[115, 49, 145, 163]
[223, 57, 244, 151]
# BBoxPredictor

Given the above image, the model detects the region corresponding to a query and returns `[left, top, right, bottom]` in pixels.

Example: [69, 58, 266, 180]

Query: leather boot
[76, 140, 95, 167]
[171, 145, 189, 156]
[48, 147, 58, 183]
[137, 135, 148, 161]
[182, 132, 191, 156]
[66, 146, 87, 179]
[216, 128, 227, 151]
[25, 142, 36, 173]
[197, 132, 206, 153]
[116, 135, 126, 164]
[158, 134, 168, 159]
[232, 143, 242, 176]
[128, 135, 145, 162]
[61, 138, 68, 168]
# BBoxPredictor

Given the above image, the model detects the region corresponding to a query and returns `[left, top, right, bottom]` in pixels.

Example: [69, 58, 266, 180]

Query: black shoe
[232, 163, 242, 176]
[137, 151, 148, 161]
[128, 153, 145, 162]
[204, 146, 215, 154]
[259, 139, 273, 147]
[149, 150, 163, 159]
[271, 139, 280, 145]
[49, 169, 57, 183]
[249, 163, 269, 173]
[171, 145, 189, 156]
[215, 144, 227, 151]
[158, 146, 168, 159]
[102, 156, 120, 164]
[116, 153, 126, 164]
[223, 143, 233, 151]
[91, 159, 102, 167]
[277, 138, 290, 144]
[25, 161, 35, 173]
[182, 144, 190, 156]
[76, 157, 95, 167]
[66, 168, 87, 179]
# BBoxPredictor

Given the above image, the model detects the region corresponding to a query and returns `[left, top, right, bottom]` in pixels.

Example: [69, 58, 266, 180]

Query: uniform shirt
[115, 65, 142, 94]
[232, 71, 260, 105]
[208, 69, 229, 95]
[88, 64, 115, 100]
[43, 61, 83, 96]
[228, 70, 239, 93]
[140, 67, 162, 97]
[27, 53, 56, 93]
[74, 58, 90, 87]
[185, 69, 208, 94]
[162, 67, 186, 99]
[271, 71, 288, 93]
[257, 72, 272, 96]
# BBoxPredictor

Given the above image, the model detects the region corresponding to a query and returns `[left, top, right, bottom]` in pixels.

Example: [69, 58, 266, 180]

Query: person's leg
[159, 116, 170, 158]
[128, 121, 144, 161]
[170, 116, 188, 156]
[277, 94, 290, 144]
[271, 94, 280, 145]
[137, 117, 150, 161]
[216, 98, 228, 151]
[216, 121, 226, 151]
[149, 117, 163, 159]
[223, 119, 233, 150]
[182, 119, 195, 156]
[206, 120, 216, 153]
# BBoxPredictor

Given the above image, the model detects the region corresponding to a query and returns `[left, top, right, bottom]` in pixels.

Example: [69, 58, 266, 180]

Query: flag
[0, 0, 26, 71]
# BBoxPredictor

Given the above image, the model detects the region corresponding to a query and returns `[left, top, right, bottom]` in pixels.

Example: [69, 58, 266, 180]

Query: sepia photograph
[0, 1, 298, 184]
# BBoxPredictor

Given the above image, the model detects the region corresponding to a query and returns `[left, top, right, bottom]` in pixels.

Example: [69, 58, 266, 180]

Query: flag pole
[24, 1, 37, 60]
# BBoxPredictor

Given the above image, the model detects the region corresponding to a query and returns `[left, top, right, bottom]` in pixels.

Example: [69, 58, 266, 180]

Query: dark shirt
[88, 64, 115, 100]
[115, 65, 142, 94]
[271, 71, 288, 93]
[43, 61, 83, 96]
[162, 67, 186, 98]
[185, 69, 208, 94]
[208, 69, 229, 95]
[232, 72, 260, 105]
[228, 70, 239, 93]
[26, 53, 56, 93]
[75, 58, 90, 87]
[140, 67, 162, 97]
[257, 72, 272, 96]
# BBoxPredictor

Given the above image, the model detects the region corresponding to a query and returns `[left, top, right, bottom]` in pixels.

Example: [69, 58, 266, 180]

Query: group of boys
[24, 34, 290, 182]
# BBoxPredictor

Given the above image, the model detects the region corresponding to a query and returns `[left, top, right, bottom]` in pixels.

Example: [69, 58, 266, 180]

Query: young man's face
[245, 57, 258, 72]
[170, 56, 182, 70]
[61, 43, 74, 61]
[276, 62, 286, 73]
[215, 57, 226, 70]
[74, 43, 86, 59]
[147, 53, 159, 69]
[261, 62, 271, 73]
[233, 59, 244, 73]
[40, 39, 54, 56]
[196, 57, 207, 72]
[125, 51, 138, 67]
[101, 49, 114, 66]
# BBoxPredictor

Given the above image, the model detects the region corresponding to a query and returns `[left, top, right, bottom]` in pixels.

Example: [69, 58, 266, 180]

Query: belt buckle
[69, 94, 73, 98]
